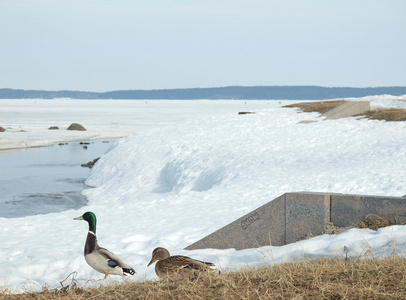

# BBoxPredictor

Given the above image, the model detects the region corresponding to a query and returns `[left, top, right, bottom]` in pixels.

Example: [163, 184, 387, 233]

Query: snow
[0, 99, 279, 151]
[1, 95, 406, 293]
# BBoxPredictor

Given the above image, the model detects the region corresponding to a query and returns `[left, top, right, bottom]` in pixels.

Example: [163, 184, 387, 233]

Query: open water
[0, 139, 116, 218]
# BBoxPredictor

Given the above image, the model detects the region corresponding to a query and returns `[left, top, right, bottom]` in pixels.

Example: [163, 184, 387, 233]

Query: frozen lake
[0, 99, 277, 150]
[0, 139, 115, 218]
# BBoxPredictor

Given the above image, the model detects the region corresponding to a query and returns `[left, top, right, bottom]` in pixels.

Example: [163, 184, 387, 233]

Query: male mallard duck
[147, 247, 215, 278]
[74, 211, 136, 279]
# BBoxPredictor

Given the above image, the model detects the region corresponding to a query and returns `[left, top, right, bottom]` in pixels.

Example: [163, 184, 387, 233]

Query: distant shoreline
[1, 85, 406, 100]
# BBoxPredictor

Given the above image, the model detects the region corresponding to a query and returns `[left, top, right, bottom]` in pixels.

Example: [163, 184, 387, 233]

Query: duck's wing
[165, 255, 215, 271]
[98, 247, 136, 276]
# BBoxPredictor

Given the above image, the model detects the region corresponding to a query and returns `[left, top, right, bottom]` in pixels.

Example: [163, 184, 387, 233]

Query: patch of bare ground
[3, 255, 406, 299]
[356, 214, 406, 231]
[284, 100, 406, 121]
[355, 107, 406, 122]
[283, 100, 346, 114]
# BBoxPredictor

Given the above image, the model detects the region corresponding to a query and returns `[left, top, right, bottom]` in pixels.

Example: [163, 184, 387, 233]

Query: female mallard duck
[74, 211, 136, 279]
[147, 247, 215, 278]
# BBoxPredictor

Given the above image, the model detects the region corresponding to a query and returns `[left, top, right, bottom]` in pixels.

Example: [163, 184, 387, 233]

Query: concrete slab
[185, 194, 286, 250]
[285, 192, 330, 244]
[331, 194, 406, 227]
[185, 191, 406, 251]
[322, 101, 370, 119]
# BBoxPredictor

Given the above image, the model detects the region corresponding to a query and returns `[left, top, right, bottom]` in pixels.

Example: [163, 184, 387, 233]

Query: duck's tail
[123, 267, 137, 277]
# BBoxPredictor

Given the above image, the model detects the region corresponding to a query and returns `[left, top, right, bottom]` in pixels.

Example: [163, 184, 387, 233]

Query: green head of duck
[74, 211, 97, 234]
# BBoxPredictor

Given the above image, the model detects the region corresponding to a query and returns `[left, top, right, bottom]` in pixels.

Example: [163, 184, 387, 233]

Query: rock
[67, 123, 86, 131]
[48, 126, 59, 130]
[0, 126, 5, 132]
[238, 112, 255, 115]
[81, 157, 100, 168]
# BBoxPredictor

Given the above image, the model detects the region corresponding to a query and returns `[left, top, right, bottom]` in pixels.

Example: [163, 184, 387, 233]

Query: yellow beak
[73, 216, 84, 220]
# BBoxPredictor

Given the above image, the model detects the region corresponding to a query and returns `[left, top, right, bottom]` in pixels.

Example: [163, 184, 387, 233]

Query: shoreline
[0, 132, 128, 153]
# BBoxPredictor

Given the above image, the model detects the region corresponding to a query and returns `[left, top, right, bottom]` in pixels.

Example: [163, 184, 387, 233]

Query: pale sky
[1, 0, 405, 92]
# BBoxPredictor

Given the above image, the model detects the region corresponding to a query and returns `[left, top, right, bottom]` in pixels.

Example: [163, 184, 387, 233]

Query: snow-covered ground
[1, 95, 406, 293]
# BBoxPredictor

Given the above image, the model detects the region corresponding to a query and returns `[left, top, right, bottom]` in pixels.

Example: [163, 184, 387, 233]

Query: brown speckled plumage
[147, 247, 215, 278]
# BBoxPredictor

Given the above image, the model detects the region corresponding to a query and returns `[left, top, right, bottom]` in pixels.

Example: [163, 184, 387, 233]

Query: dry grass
[356, 214, 405, 231]
[3, 256, 406, 299]
[283, 100, 346, 114]
[284, 100, 406, 122]
[355, 108, 406, 122]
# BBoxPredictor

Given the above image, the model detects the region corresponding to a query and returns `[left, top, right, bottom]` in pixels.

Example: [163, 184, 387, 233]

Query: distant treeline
[1, 86, 406, 100]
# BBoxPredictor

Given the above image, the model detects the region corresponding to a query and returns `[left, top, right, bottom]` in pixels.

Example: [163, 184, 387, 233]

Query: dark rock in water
[58, 142, 68, 146]
[48, 126, 59, 130]
[238, 111, 256, 115]
[67, 123, 86, 131]
[80, 141, 90, 149]
[81, 157, 100, 168]
[0, 126, 5, 132]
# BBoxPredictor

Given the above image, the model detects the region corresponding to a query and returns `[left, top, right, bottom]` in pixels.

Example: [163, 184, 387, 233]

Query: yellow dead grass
[284, 100, 406, 121]
[3, 255, 406, 299]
